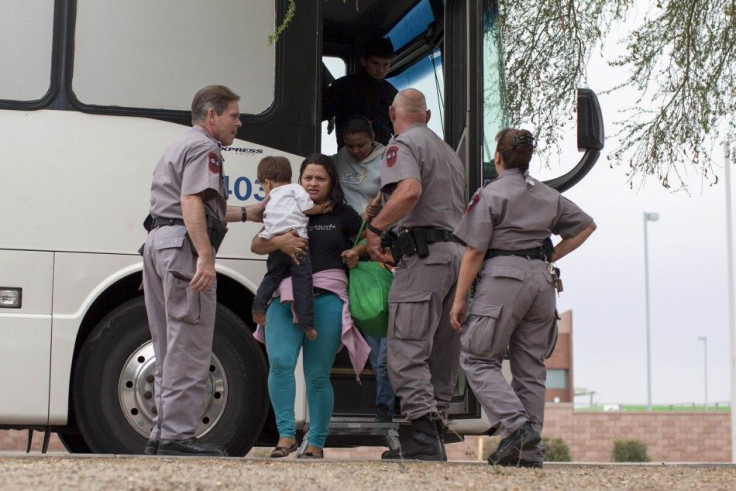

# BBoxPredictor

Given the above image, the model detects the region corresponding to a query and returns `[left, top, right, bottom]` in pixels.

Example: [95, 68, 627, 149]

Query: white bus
[0, 0, 604, 455]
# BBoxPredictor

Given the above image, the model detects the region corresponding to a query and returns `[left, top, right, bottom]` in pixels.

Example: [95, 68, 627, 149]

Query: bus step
[297, 420, 401, 456]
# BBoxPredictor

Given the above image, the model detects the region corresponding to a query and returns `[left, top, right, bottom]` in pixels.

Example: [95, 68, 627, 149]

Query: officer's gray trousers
[142, 225, 216, 441]
[387, 241, 463, 421]
[460, 255, 557, 462]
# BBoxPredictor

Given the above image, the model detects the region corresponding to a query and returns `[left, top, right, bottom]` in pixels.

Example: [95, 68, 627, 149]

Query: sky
[322, 15, 735, 407]
[534, 16, 735, 407]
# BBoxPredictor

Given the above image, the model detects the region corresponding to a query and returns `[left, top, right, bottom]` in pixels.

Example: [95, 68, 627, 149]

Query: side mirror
[543, 88, 605, 192]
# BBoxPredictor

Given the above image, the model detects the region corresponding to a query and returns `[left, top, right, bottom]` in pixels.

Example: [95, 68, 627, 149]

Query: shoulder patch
[385, 145, 399, 167]
[207, 152, 220, 174]
[463, 193, 481, 215]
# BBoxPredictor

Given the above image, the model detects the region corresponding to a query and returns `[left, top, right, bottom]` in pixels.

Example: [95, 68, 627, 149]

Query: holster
[542, 237, 554, 262]
[205, 213, 228, 253]
[411, 228, 430, 258]
[142, 214, 154, 232]
[394, 229, 417, 262]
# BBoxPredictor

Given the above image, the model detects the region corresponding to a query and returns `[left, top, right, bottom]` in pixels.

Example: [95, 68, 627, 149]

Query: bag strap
[353, 219, 367, 247]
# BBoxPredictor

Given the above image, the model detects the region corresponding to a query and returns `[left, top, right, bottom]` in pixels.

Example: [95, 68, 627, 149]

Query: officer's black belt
[151, 217, 185, 228]
[485, 247, 547, 261]
[410, 227, 461, 245]
[386, 227, 460, 262]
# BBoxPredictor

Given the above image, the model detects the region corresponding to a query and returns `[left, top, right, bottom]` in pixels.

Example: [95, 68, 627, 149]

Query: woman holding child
[251, 154, 370, 459]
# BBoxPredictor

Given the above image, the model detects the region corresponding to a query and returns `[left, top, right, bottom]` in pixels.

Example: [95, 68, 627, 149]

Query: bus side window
[321, 56, 347, 155]
[0, 1, 54, 103]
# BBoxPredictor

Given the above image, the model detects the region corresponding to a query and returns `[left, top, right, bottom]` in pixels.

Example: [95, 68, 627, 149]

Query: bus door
[322, 0, 493, 422]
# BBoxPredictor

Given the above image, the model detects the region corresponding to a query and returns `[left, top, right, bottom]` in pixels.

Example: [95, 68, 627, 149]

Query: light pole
[698, 336, 708, 410]
[723, 140, 735, 463]
[643, 211, 660, 411]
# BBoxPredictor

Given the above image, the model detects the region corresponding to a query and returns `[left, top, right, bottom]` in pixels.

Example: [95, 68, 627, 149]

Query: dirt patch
[0, 455, 733, 490]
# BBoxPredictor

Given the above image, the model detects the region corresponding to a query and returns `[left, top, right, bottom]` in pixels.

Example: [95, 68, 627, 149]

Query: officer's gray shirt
[380, 123, 465, 231]
[454, 168, 593, 252]
[149, 125, 227, 221]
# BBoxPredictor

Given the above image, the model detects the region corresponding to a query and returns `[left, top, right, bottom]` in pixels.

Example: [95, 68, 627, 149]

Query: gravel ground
[0, 454, 734, 490]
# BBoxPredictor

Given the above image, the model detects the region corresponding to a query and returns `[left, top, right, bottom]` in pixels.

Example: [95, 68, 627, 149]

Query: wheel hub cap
[118, 341, 228, 438]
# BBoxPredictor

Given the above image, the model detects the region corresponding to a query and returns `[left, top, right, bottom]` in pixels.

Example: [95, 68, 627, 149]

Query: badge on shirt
[385, 145, 399, 167]
[464, 193, 480, 215]
[208, 152, 220, 174]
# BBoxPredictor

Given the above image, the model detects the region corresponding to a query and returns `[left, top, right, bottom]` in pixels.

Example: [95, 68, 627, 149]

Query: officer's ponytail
[494, 128, 536, 172]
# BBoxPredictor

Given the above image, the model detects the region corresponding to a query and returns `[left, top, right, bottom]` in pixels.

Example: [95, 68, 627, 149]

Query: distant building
[545, 310, 573, 403]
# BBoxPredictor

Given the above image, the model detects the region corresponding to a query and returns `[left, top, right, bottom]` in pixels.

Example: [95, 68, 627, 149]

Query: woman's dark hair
[344, 115, 375, 139]
[299, 153, 346, 206]
[494, 128, 536, 172]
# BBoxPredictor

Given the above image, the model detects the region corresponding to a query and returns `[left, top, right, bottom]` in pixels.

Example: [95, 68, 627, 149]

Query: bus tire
[71, 296, 269, 456]
[57, 431, 93, 453]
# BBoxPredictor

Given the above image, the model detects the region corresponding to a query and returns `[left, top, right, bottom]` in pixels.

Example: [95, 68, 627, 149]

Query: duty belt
[151, 217, 185, 229]
[384, 226, 459, 262]
[485, 247, 547, 261]
[413, 227, 459, 244]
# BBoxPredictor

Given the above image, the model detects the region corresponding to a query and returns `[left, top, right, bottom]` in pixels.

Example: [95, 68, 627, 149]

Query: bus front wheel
[71, 296, 268, 456]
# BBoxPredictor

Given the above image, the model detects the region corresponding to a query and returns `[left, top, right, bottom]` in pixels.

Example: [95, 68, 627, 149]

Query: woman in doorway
[333, 115, 395, 422]
[252, 154, 370, 459]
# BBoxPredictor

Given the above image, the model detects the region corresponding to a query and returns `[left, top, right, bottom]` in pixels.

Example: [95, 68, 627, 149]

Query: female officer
[450, 128, 596, 468]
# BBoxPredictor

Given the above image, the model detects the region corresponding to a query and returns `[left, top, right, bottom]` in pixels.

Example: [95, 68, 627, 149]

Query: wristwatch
[240, 206, 247, 222]
[366, 222, 384, 236]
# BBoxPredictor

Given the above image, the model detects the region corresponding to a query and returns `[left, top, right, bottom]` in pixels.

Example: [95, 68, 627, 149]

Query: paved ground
[0, 454, 734, 490]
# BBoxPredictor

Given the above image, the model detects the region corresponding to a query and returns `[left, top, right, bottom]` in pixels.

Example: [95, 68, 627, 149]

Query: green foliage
[542, 437, 572, 461]
[498, 0, 631, 162]
[607, 0, 736, 190]
[612, 438, 651, 462]
[268, 0, 297, 45]
[499, 0, 736, 190]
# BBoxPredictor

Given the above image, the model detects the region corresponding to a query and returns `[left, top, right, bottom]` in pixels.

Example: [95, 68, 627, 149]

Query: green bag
[348, 221, 393, 337]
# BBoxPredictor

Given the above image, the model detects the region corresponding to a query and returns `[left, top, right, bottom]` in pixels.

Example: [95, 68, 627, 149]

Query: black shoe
[143, 439, 159, 455]
[488, 421, 540, 466]
[435, 418, 448, 461]
[375, 405, 393, 423]
[382, 416, 445, 461]
[157, 437, 228, 457]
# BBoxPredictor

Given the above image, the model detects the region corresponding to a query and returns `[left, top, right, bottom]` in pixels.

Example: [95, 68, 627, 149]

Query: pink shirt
[254, 268, 371, 380]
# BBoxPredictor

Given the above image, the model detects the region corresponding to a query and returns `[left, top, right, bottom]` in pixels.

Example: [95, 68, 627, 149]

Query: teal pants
[265, 293, 343, 448]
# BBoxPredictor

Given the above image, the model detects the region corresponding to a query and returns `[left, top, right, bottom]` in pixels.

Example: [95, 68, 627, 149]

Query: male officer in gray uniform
[142, 85, 261, 456]
[366, 88, 465, 461]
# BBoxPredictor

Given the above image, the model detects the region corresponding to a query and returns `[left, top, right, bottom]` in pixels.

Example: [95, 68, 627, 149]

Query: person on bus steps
[141, 85, 263, 457]
[323, 37, 398, 150]
[332, 115, 396, 423]
[366, 88, 465, 461]
[450, 128, 596, 468]
[251, 154, 370, 460]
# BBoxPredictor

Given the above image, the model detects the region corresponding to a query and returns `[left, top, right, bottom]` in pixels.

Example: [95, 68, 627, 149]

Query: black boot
[435, 418, 448, 461]
[382, 416, 445, 461]
[158, 437, 228, 457]
[488, 421, 540, 466]
[143, 439, 159, 455]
